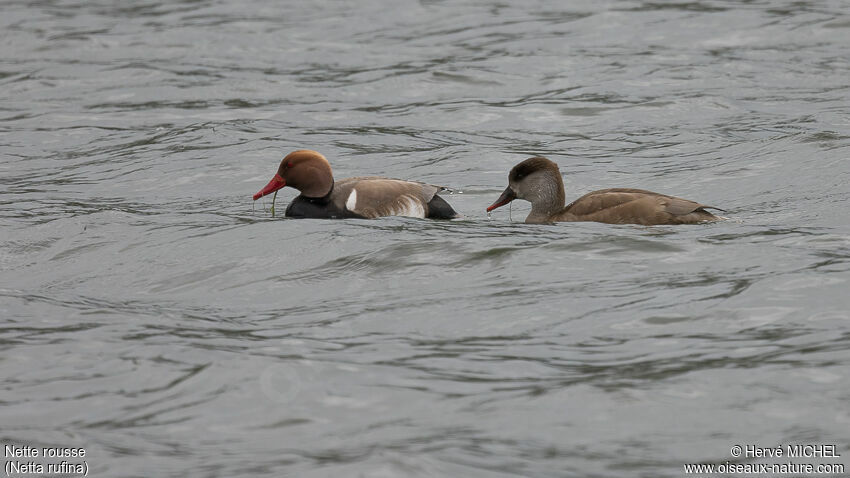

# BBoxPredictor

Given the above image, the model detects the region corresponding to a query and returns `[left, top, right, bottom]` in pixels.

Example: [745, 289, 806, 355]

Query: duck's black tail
[427, 195, 460, 219]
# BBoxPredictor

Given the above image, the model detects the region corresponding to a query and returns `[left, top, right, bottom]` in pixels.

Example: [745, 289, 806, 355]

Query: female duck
[487, 157, 723, 225]
[253, 150, 458, 219]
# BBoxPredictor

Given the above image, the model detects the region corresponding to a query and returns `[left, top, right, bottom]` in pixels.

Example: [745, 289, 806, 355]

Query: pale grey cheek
[509, 182, 521, 196]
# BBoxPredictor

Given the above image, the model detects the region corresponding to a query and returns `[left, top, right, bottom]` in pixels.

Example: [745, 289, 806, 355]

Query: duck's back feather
[556, 188, 721, 225]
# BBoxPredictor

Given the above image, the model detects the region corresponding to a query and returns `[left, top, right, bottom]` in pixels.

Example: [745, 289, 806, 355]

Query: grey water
[2, 0, 850, 476]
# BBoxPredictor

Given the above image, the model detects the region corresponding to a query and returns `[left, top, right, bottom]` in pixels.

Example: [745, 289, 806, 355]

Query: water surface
[2, 0, 850, 476]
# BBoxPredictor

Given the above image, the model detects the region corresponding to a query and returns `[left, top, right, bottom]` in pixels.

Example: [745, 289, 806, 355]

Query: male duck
[253, 150, 458, 219]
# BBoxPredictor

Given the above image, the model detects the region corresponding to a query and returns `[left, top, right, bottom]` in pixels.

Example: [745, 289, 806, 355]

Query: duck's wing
[331, 177, 447, 219]
[561, 188, 722, 225]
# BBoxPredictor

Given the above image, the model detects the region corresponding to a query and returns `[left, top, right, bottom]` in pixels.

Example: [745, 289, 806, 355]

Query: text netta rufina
[487, 157, 724, 225]
[252, 150, 458, 219]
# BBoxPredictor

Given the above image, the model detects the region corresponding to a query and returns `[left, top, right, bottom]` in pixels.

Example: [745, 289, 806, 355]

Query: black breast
[285, 195, 364, 219]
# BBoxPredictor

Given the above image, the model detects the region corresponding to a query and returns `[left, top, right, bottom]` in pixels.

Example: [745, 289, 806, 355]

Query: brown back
[330, 177, 443, 219]
[556, 188, 720, 225]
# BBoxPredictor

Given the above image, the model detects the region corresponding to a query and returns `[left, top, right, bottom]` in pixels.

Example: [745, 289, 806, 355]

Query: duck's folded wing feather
[332, 178, 443, 218]
[564, 189, 660, 215]
[564, 188, 720, 224]
[660, 195, 710, 216]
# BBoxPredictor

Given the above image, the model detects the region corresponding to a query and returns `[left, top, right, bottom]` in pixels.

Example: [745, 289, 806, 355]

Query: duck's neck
[298, 165, 334, 198]
[302, 180, 335, 202]
[525, 175, 566, 223]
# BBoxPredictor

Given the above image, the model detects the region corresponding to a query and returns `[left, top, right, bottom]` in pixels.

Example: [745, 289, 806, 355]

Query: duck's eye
[287, 162, 294, 168]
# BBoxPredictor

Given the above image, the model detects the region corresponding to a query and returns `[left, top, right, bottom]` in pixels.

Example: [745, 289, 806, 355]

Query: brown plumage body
[487, 157, 723, 225]
[319, 176, 447, 219]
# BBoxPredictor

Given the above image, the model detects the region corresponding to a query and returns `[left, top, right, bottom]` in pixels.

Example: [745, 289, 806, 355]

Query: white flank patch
[396, 195, 425, 218]
[346, 189, 358, 211]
